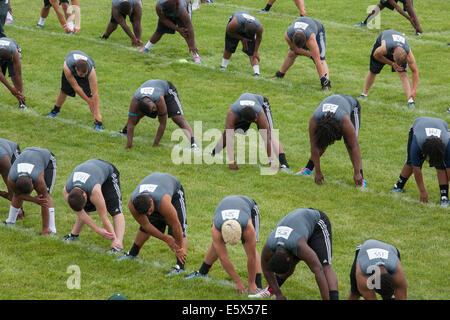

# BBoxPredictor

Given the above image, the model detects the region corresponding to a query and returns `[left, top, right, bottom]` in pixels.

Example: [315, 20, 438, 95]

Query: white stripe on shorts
[178, 189, 188, 236]
[317, 219, 332, 265]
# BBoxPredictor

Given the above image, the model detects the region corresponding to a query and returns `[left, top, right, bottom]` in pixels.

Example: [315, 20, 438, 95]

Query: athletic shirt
[157, 0, 186, 18]
[266, 208, 322, 257]
[313, 94, 357, 124]
[0, 37, 19, 62]
[213, 195, 256, 233]
[230, 11, 261, 37]
[410, 117, 450, 167]
[0, 138, 18, 161]
[65, 50, 95, 78]
[230, 93, 264, 122]
[134, 79, 170, 104]
[65, 159, 114, 197]
[286, 17, 323, 43]
[380, 29, 410, 58]
[357, 239, 400, 276]
[112, 0, 140, 9]
[9, 147, 52, 184]
[130, 172, 181, 212]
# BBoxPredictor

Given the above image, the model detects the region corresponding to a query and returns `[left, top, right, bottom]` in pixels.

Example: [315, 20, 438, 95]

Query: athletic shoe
[206, 0, 213, 3]
[94, 122, 103, 132]
[440, 197, 449, 207]
[166, 265, 185, 277]
[354, 22, 367, 27]
[361, 178, 367, 188]
[416, 32, 422, 36]
[253, 73, 260, 78]
[36, 24, 44, 28]
[392, 184, 405, 193]
[191, 143, 199, 150]
[358, 94, 368, 100]
[107, 248, 123, 255]
[259, 9, 269, 13]
[19, 104, 28, 110]
[116, 252, 138, 261]
[193, 56, 202, 63]
[3, 221, 15, 227]
[113, 130, 126, 137]
[184, 270, 207, 280]
[6, 18, 14, 24]
[62, 233, 79, 241]
[139, 47, 150, 53]
[408, 100, 415, 109]
[46, 110, 59, 118]
[295, 167, 313, 176]
[280, 164, 292, 173]
[248, 285, 273, 298]
[99, 35, 108, 40]
[219, 65, 226, 70]
[447, 108, 450, 114]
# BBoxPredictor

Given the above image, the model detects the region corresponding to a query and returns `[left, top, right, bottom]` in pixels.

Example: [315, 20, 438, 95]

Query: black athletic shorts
[241, 201, 260, 244]
[343, 100, 362, 144]
[370, 35, 407, 74]
[84, 163, 123, 216]
[145, 82, 184, 119]
[61, 70, 92, 98]
[44, 152, 57, 194]
[140, 185, 188, 237]
[0, 46, 21, 77]
[380, 0, 409, 11]
[307, 209, 332, 266]
[235, 97, 274, 134]
[43, 0, 70, 9]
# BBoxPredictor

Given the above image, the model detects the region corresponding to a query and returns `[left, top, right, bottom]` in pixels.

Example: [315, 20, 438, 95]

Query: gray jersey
[130, 172, 181, 211]
[313, 94, 357, 125]
[266, 208, 321, 257]
[0, 37, 19, 62]
[230, 11, 261, 37]
[213, 195, 256, 233]
[157, 0, 186, 18]
[133, 79, 170, 104]
[65, 50, 95, 78]
[381, 29, 410, 57]
[9, 147, 52, 184]
[230, 93, 264, 122]
[357, 239, 400, 276]
[65, 159, 114, 197]
[286, 17, 323, 43]
[0, 138, 18, 161]
[412, 117, 449, 149]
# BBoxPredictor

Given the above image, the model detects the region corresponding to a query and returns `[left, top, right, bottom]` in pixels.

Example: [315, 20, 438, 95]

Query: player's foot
[259, 9, 269, 13]
[415, 32, 422, 36]
[116, 252, 138, 261]
[46, 108, 60, 117]
[295, 167, 313, 176]
[440, 197, 448, 207]
[19, 104, 28, 110]
[360, 178, 367, 188]
[280, 164, 292, 173]
[107, 248, 123, 254]
[447, 108, 450, 114]
[3, 221, 15, 227]
[193, 56, 202, 63]
[407, 99, 415, 109]
[191, 143, 199, 150]
[166, 265, 185, 277]
[253, 73, 260, 78]
[62, 233, 79, 241]
[184, 270, 207, 280]
[354, 22, 367, 27]
[248, 285, 273, 298]
[6, 17, 14, 24]
[36, 24, 44, 28]
[99, 35, 108, 40]
[219, 65, 226, 70]
[94, 121, 103, 132]
[392, 184, 405, 193]
[139, 47, 150, 53]
[358, 94, 368, 100]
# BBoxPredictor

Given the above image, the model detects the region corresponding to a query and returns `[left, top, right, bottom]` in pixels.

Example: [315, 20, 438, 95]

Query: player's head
[221, 219, 242, 245]
[16, 176, 33, 194]
[374, 271, 395, 299]
[292, 31, 307, 49]
[269, 245, 291, 274]
[75, 59, 89, 78]
[133, 194, 154, 214]
[315, 113, 343, 150]
[422, 137, 446, 167]
[138, 98, 157, 117]
[393, 47, 407, 66]
[244, 22, 258, 38]
[117, 1, 132, 16]
[241, 106, 257, 123]
[68, 187, 87, 212]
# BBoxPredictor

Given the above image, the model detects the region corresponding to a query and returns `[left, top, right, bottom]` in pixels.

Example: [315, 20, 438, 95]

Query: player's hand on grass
[419, 190, 428, 204]
[234, 281, 246, 294]
[314, 171, 324, 185]
[229, 162, 238, 170]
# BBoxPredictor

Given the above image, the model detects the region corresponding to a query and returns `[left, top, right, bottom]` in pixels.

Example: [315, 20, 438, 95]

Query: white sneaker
[192, 3, 199, 10]
[248, 285, 273, 298]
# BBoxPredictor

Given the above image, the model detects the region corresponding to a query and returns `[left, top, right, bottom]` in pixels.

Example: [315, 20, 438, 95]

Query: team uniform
[156, 0, 191, 35]
[225, 11, 261, 56]
[0, 0, 9, 37]
[111, 0, 142, 24]
[61, 50, 95, 98]
[313, 94, 361, 139]
[370, 29, 410, 74]
[43, 0, 70, 9]
[134, 79, 184, 118]
[406, 117, 450, 169]
[266, 208, 333, 266]
[130, 172, 187, 237]
[8, 147, 57, 194]
[231, 93, 274, 133]
[213, 195, 260, 243]
[0, 37, 20, 79]
[286, 17, 326, 60]
[350, 239, 401, 297]
[65, 159, 122, 216]
[0, 138, 20, 164]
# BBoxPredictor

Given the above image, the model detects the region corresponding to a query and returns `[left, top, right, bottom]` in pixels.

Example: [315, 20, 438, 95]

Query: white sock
[6, 206, 20, 224]
[253, 64, 260, 74]
[49, 208, 57, 233]
[221, 58, 229, 68]
[144, 41, 154, 49]
[38, 17, 46, 25]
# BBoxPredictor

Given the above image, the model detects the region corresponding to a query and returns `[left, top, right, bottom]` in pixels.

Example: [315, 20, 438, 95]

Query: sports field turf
[0, 0, 449, 300]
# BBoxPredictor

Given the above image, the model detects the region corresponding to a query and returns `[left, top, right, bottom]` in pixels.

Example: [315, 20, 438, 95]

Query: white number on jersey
[221, 209, 240, 220]
[322, 103, 339, 113]
[425, 128, 441, 138]
[73, 172, 91, 184]
[366, 248, 389, 260]
[294, 22, 309, 30]
[0, 40, 11, 46]
[17, 163, 34, 175]
[275, 226, 294, 240]
[239, 100, 255, 107]
[139, 184, 158, 193]
[73, 53, 88, 61]
[242, 13, 256, 21]
[392, 34, 405, 44]
[140, 87, 155, 95]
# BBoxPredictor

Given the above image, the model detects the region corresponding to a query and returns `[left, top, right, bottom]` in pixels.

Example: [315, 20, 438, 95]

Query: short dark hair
[75, 59, 89, 74]
[241, 106, 257, 122]
[268, 246, 290, 274]
[117, 2, 132, 15]
[315, 113, 343, 150]
[133, 194, 152, 214]
[68, 188, 87, 212]
[374, 272, 395, 299]
[137, 98, 154, 117]
[293, 31, 307, 49]
[16, 176, 33, 194]
[422, 137, 446, 168]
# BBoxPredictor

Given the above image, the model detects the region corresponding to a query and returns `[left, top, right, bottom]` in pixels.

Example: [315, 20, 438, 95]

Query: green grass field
[0, 0, 449, 300]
